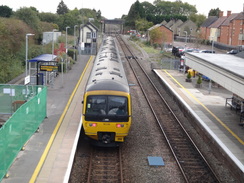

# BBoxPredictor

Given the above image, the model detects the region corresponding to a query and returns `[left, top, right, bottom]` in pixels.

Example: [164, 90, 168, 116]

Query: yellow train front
[82, 36, 132, 147]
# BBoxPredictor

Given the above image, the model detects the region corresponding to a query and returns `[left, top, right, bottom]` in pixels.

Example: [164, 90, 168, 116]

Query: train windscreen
[85, 95, 129, 122]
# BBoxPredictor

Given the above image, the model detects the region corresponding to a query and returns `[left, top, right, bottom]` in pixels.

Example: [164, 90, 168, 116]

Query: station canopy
[29, 54, 57, 62]
[185, 53, 244, 99]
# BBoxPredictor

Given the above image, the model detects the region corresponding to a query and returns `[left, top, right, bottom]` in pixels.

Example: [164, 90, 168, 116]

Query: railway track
[116, 35, 220, 182]
[87, 147, 123, 183]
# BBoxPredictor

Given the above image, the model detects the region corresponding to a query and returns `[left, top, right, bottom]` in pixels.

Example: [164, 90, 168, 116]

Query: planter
[195, 83, 202, 88]
[185, 78, 192, 82]
[195, 75, 202, 88]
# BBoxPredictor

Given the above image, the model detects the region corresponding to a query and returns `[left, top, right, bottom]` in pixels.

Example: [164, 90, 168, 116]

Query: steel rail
[116, 34, 220, 183]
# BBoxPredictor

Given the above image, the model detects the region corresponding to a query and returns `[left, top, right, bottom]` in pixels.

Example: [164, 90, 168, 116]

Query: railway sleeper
[92, 179, 120, 183]
[94, 168, 119, 171]
[94, 159, 118, 163]
[171, 144, 191, 148]
[92, 175, 120, 180]
[93, 172, 119, 177]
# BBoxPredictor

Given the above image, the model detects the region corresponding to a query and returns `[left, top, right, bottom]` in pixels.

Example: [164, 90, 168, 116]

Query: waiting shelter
[28, 54, 58, 85]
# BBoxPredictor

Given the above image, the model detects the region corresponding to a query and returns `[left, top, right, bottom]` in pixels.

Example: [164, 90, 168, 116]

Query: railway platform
[154, 69, 244, 179]
[1, 55, 92, 183]
[2, 54, 244, 182]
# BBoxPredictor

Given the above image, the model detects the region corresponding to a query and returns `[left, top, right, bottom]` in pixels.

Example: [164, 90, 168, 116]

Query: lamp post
[79, 24, 86, 54]
[73, 25, 78, 61]
[211, 36, 214, 53]
[80, 24, 83, 42]
[26, 33, 35, 77]
[183, 31, 187, 74]
[184, 31, 187, 50]
[61, 57, 64, 88]
[65, 26, 70, 72]
[52, 29, 58, 60]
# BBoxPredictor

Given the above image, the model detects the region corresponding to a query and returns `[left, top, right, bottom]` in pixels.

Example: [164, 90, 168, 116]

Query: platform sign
[24, 75, 30, 85]
[40, 65, 58, 72]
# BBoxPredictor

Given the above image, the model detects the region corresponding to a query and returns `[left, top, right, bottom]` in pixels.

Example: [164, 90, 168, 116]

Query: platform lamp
[26, 33, 35, 77]
[65, 26, 70, 71]
[211, 36, 214, 53]
[184, 31, 187, 49]
[73, 25, 78, 61]
[52, 29, 58, 61]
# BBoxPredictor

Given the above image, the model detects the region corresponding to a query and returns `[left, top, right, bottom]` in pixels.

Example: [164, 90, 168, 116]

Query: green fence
[0, 84, 47, 181]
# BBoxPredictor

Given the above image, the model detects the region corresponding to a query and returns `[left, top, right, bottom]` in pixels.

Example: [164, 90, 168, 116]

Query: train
[82, 36, 132, 147]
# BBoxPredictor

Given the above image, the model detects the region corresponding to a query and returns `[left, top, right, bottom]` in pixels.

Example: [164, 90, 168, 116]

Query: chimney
[227, 11, 232, 17]
[219, 11, 223, 17]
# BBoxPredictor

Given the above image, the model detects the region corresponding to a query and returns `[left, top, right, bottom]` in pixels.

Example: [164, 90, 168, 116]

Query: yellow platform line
[29, 56, 93, 183]
[164, 70, 244, 145]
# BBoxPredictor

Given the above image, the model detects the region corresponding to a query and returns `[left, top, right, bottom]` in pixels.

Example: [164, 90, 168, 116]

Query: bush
[129, 35, 140, 41]
[57, 62, 67, 73]
[14, 7, 40, 30]
[153, 43, 158, 49]
[67, 49, 77, 61]
[143, 41, 151, 46]
[197, 75, 202, 84]
[187, 72, 192, 79]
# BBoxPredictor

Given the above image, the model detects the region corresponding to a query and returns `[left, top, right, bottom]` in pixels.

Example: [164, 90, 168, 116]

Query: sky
[0, 0, 243, 19]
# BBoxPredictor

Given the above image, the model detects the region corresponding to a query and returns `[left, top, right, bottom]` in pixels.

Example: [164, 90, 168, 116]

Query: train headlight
[89, 123, 97, 127]
[116, 124, 124, 128]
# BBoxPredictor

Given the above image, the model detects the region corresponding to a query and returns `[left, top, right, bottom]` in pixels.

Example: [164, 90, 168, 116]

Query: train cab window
[108, 96, 127, 115]
[86, 96, 106, 115]
[85, 95, 128, 122]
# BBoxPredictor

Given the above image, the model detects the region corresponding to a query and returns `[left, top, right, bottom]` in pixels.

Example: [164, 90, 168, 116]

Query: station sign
[40, 65, 58, 72]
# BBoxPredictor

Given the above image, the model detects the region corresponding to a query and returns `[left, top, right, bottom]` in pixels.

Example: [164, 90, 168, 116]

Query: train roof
[85, 36, 129, 93]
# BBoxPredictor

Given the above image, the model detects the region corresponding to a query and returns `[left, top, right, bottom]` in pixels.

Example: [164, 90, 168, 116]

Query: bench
[225, 97, 241, 113]
[12, 100, 26, 112]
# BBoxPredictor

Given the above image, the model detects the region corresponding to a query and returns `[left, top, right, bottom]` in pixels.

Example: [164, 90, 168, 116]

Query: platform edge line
[29, 56, 93, 183]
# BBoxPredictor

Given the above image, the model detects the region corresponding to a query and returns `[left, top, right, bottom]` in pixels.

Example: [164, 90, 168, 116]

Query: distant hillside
[0, 17, 54, 83]
[0, 17, 34, 53]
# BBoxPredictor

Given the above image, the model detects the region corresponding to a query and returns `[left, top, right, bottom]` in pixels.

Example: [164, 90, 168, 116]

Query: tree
[125, 0, 197, 29]
[149, 28, 162, 44]
[30, 6, 39, 13]
[189, 13, 206, 28]
[208, 8, 221, 17]
[125, 0, 145, 28]
[0, 5, 13, 18]
[96, 9, 101, 19]
[14, 7, 40, 31]
[135, 19, 153, 32]
[57, 9, 81, 32]
[140, 1, 155, 17]
[153, 0, 197, 17]
[39, 12, 59, 23]
[57, 0, 69, 15]
[0, 17, 35, 82]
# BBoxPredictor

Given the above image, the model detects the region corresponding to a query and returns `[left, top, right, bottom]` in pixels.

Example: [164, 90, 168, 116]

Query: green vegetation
[0, 17, 33, 83]
[124, 0, 204, 31]
[149, 28, 162, 45]
[187, 72, 192, 79]
[197, 75, 202, 84]
[0, 5, 13, 17]
[0, 0, 102, 83]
